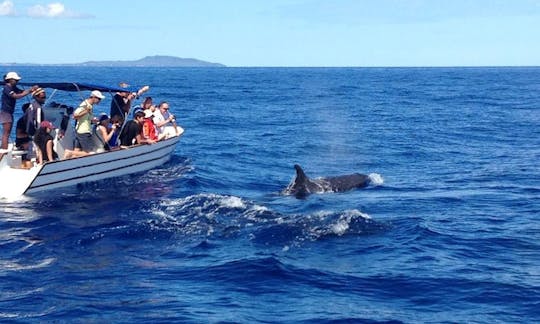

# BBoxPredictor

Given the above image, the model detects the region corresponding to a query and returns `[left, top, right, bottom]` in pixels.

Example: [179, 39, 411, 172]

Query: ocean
[0, 66, 538, 323]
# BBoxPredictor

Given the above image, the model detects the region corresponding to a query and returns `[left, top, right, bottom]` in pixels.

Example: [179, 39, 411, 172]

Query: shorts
[0, 111, 13, 124]
[76, 132, 95, 152]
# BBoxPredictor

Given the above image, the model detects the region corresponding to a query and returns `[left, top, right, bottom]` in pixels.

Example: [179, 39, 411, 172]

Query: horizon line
[1, 63, 539, 69]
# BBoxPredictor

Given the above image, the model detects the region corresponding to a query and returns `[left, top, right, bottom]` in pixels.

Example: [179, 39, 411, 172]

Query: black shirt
[34, 132, 58, 162]
[119, 120, 141, 146]
[110, 93, 128, 119]
[1, 84, 22, 114]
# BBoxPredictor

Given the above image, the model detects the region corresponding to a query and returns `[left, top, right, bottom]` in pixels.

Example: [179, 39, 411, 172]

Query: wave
[139, 193, 384, 247]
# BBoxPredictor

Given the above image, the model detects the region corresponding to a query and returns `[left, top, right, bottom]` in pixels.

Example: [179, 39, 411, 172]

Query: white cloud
[27, 2, 93, 18]
[0, 1, 93, 18]
[0, 0, 16, 16]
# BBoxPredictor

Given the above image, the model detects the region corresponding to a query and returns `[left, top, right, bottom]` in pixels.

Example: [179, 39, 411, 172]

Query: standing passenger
[25, 87, 46, 136]
[1, 72, 37, 151]
[15, 104, 32, 161]
[73, 90, 104, 153]
[110, 90, 134, 121]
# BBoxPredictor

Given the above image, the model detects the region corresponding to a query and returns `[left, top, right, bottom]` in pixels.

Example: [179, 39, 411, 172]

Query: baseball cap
[90, 90, 105, 100]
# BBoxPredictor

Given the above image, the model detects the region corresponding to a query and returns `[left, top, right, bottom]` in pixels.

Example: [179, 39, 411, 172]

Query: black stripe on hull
[25, 140, 179, 194]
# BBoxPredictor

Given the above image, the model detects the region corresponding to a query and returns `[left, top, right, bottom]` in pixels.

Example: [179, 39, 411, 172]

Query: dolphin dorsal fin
[294, 164, 308, 182]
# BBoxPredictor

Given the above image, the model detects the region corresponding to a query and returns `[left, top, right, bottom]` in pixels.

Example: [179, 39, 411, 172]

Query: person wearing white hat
[73, 90, 105, 153]
[1, 72, 38, 151]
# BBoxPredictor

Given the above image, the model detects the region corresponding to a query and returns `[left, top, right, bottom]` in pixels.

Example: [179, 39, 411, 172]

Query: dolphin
[284, 164, 371, 198]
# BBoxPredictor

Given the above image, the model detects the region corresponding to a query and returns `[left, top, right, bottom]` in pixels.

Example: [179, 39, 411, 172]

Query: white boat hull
[0, 132, 183, 199]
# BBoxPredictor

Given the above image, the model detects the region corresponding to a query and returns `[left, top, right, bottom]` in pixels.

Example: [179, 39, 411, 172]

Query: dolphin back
[325, 173, 371, 192]
[285, 165, 371, 198]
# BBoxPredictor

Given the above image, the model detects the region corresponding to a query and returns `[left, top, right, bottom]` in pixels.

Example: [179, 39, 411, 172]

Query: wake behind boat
[0, 82, 184, 199]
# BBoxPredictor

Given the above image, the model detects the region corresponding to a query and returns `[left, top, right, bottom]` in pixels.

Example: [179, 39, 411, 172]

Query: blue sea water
[0, 66, 539, 323]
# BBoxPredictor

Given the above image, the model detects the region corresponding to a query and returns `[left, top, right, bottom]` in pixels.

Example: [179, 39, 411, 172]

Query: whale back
[285, 164, 371, 198]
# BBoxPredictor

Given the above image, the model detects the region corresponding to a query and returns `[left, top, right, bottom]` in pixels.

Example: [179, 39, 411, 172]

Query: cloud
[0, 1, 93, 18]
[0, 0, 16, 16]
[27, 2, 93, 18]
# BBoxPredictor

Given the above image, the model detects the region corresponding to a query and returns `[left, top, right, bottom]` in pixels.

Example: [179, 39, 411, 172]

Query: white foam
[368, 173, 384, 186]
[331, 220, 350, 236]
[220, 196, 246, 209]
[0, 257, 55, 271]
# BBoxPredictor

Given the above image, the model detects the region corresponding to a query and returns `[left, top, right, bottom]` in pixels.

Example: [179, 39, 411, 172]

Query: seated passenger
[141, 96, 154, 111]
[153, 101, 180, 138]
[118, 109, 156, 147]
[107, 114, 122, 149]
[94, 113, 116, 152]
[142, 108, 162, 141]
[33, 121, 58, 164]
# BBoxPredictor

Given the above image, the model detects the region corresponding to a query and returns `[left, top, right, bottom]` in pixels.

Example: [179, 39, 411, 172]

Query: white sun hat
[4, 72, 21, 81]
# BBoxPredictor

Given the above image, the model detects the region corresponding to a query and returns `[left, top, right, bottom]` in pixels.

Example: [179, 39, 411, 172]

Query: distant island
[1, 55, 226, 67]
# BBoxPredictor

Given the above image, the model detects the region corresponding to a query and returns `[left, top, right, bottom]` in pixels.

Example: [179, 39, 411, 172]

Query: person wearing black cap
[1, 72, 38, 151]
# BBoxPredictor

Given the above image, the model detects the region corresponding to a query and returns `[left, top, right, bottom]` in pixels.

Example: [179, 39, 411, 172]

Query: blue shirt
[1, 84, 22, 114]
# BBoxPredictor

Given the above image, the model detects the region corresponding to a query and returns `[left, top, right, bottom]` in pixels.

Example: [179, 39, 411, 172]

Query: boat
[0, 82, 184, 199]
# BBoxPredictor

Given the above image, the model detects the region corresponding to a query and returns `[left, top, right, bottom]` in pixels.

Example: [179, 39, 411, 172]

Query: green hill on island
[80, 55, 225, 67]
[1, 55, 226, 67]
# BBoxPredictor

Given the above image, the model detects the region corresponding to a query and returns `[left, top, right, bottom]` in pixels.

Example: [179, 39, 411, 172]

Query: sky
[1, 0, 540, 67]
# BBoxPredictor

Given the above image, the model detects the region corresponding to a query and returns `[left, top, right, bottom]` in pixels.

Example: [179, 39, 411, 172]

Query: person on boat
[34, 121, 59, 164]
[110, 90, 135, 122]
[152, 101, 180, 139]
[94, 113, 117, 152]
[107, 114, 122, 149]
[141, 96, 154, 111]
[25, 87, 47, 137]
[118, 109, 156, 146]
[1, 72, 38, 152]
[141, 105, 162, 141]
[15, 104, 32, 161]
[73, 90, 104, 153]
